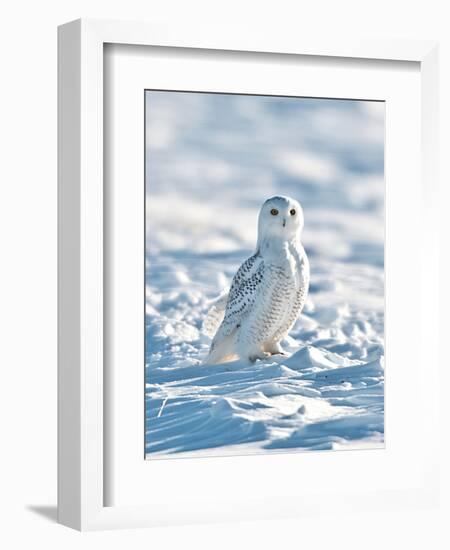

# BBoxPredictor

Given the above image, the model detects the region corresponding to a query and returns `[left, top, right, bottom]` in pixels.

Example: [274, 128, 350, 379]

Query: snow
[145, 91, 384, 458]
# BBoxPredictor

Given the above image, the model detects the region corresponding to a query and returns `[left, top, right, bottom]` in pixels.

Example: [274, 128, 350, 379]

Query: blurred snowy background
[145, 91, 384, 458]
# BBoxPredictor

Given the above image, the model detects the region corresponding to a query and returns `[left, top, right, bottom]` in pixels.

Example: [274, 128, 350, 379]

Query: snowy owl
[205, 195, 309, 364]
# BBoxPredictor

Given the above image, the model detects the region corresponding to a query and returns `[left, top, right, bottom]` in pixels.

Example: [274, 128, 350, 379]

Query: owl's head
[256, 195, 304, 249]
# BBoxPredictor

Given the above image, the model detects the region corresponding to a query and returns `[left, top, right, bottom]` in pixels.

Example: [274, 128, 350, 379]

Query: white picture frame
[58, 18, 439, 531]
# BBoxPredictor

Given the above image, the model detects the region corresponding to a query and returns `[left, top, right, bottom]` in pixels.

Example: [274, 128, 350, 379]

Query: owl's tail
[205, 330, 238, 365]
[201, 289, 229, 338]
[202, 288, 239, 364]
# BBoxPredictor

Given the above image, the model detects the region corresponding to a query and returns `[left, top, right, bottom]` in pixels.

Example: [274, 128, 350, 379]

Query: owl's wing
[209, 253, 264, 349]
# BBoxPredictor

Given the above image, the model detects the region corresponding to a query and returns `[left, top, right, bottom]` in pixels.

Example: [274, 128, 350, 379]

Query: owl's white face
[257, 195, 304, 245]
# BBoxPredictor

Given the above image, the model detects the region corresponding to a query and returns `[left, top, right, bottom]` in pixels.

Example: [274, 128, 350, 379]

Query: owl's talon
[265, 343, 286, 355]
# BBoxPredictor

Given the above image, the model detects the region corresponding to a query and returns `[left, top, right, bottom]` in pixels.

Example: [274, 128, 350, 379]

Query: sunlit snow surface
[145, 91, 384, 458]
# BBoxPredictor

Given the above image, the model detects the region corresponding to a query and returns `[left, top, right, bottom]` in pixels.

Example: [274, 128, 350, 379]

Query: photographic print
[145, 90, 384, 458]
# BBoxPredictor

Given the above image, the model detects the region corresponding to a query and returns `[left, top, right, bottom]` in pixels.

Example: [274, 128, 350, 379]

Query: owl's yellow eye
[270, 208, 279, 216]
[290, 209, 296, 215]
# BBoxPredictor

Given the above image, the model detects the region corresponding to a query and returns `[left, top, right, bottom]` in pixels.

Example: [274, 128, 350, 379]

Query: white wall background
[0, 1, 448, 547]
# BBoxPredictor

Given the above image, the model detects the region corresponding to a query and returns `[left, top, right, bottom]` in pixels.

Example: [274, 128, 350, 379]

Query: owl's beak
[282, 219, 286, 227]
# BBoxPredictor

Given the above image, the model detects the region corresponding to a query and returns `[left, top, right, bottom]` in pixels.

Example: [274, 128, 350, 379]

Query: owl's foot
[264, 342, 286, 356]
